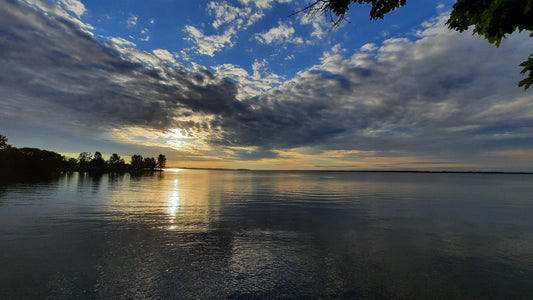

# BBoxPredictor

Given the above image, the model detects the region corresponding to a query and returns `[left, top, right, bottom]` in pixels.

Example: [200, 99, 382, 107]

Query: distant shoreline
[173, 167, 533, 175]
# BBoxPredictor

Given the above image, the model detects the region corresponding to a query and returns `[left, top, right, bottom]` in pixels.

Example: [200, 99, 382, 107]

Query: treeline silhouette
[0, 134, 166, 178]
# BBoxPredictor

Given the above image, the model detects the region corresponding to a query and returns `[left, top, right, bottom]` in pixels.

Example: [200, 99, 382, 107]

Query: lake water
[0, 169, 532, 299]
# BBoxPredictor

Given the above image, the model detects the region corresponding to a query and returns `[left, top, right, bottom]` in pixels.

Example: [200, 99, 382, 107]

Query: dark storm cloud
[0, 0, 243, 131]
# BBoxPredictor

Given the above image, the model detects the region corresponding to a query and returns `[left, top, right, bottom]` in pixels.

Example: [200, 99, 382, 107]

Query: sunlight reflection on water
[168, 178, 180, 230]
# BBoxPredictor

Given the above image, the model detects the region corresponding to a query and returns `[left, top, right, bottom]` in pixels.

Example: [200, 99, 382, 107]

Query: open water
[0, 169, 532, 299]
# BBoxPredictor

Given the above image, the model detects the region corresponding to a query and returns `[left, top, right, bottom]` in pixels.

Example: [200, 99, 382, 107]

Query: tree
[143, 157, 156, 171]
[0, 134, 9, 149]
[77, 152, 93, 171]
[62, 157, 78, 170]
[298, 0, 533, 89]
[297, 0, 406, 27]
[156, 154, 167, 170]
[108, 153, 123, 165]
[447, 0, 533, 89]
[130, 154, 144, 171]
[1, 146, 64, 177]
[108, 153, 126, 172]
[89, 151, 107, 172]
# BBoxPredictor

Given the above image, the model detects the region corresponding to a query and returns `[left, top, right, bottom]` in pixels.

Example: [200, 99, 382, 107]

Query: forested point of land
[0, 134, 166, 179]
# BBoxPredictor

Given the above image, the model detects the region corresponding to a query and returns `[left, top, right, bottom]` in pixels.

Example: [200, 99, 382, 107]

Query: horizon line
[167, 167, 533, 175]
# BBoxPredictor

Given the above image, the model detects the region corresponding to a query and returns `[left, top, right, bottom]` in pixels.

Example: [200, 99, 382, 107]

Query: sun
[164, 128, 190, 146]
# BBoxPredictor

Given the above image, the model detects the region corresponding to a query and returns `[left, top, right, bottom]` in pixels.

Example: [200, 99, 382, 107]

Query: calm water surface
[1, 170, 532, 299]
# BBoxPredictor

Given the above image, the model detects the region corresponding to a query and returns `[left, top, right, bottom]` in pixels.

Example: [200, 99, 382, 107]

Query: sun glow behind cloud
[164, 128, 191, 147]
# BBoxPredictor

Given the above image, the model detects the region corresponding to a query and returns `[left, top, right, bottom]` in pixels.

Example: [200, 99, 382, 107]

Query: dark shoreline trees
[0, 134, 167, 179]
[157, 154, 167, 171]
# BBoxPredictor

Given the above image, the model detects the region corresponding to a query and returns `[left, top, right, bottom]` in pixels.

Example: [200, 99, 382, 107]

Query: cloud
[152, 49, 179, 65]
[299, 12, 329, 40]
[127, 15, 137, 27]
[184, 25, 236, 56]
[0, 0, 242, 139]
[206, 15, 533, 164]
[18, 0, 94, 33]
[58, 0, 85, 17]
[255, 21, 303, 44]
[360, 43, 378, 52]
[184, 1, 267, 57]
[208, 1, 253, 30]
[237, 0, 287, 9]
[212, 60, 283, 99]
[2, 1, 532, 170]
[140, 28, 149, 41]
[109, 37, 136, 48]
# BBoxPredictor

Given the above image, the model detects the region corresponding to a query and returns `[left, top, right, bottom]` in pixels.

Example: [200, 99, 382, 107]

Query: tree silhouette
[297, 0, 533, 89]
[77, 152, 93, 171]
[1, 134, 167, 178]
[144, 157, 156, 171]
[62, 157, 78, 171]
[130, 154, 144, 171]
[157, 154, 167, 171]
[0, 145, 64, 178]
[0, 135, 9, 149]
[89, 151, 107, 172]
[108, 153, 123, 165]
[108, 153, 125, 172]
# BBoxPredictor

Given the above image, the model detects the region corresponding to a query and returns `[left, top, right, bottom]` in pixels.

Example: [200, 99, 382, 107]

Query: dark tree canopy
[0, 134, 167, 178]
[130, 154, 144, 171]
[447, 0, 533, 89]
[299, 0, 406, 26]
[143, 157, 157, 171]
[300, 0, 533, 89]
[0, 135, 9, 149]
[157, 154, 167, 170]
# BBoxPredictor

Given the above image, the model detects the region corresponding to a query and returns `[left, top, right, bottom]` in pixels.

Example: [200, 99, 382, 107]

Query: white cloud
[360, 43, 378, 52]
[149, 18, 155, 25]
[140, 28, 149, 41]
[109, 37, 136, 48]
[246, 11, 265, 27]
[114, 47, 163, 68]
[184, 25, 236, 56]
[152, 49, 179, 65]
[255, 21, 303, 45]
[238, 0, 292, 9]
[184, 1, 268, 57]
[127, 15, 138, 27]
[311, 22, 327, 39]
[299, 13, 329, 40]
[58, 0, 85, 17]
[331, 43, 343, 53]
[212, 61, 283, 99]
[208, 1, 251, 30]
[20, 0, 94, 33]
[238, 0, 273, 9]
[183, 0, 298, 56]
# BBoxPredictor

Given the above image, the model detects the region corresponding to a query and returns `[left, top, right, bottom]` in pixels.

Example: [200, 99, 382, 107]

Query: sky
[1, 0, 533, 171]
